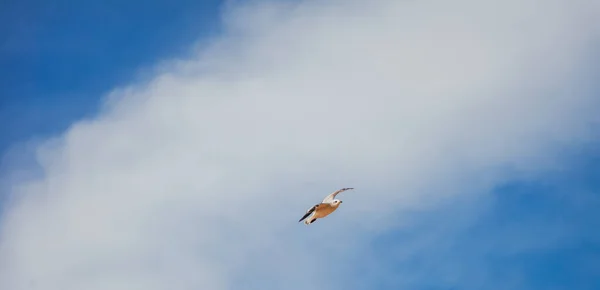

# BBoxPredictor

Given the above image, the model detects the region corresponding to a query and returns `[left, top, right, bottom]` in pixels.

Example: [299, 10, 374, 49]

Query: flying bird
[298, 187, 354, 225]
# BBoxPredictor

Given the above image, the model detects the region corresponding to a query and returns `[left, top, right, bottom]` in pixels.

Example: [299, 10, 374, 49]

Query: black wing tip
[298, 212, 310, 222]
[298, 215, 309, 222]
[298, 205, 318, 222]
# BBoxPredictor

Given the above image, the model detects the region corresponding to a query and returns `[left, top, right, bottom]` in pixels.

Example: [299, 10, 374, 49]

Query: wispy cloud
[1, 0, 599, 289]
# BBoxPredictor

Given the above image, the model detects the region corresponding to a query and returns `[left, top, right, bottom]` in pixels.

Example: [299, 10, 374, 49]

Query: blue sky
[1, 1, 599, 290]
[326, 147, 600, 289]
[0, 0, 222, 154]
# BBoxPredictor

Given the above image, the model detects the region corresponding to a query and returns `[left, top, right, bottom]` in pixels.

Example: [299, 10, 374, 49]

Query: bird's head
[333, 199, 343, 206]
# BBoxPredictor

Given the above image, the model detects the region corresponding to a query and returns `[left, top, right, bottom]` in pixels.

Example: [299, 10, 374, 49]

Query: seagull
[298, 187, 354, 225]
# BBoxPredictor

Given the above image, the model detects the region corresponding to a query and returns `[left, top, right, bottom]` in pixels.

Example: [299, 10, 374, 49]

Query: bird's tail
[304, 217, 317, 225]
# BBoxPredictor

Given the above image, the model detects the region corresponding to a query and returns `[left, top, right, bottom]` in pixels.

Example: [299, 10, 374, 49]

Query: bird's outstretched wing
[322, 187, 354, 203]
[298, 204, 319, 222]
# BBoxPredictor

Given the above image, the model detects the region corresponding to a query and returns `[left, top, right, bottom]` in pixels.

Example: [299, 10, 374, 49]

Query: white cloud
[1, 0, 599, 289]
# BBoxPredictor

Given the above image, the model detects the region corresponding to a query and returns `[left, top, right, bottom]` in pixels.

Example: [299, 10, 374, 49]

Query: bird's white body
[298, 188, 353, 225]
